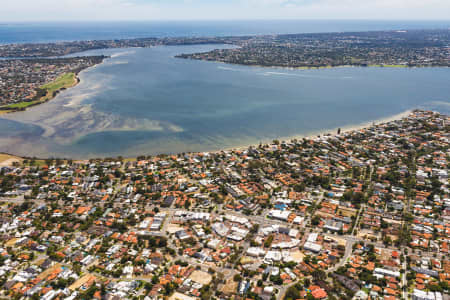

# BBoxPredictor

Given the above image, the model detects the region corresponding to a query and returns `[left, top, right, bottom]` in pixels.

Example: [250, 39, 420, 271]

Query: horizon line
[2, 18, 450, 24]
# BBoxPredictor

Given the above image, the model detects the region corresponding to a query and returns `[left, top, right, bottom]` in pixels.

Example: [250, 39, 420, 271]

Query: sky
[1, 0, 450, 21]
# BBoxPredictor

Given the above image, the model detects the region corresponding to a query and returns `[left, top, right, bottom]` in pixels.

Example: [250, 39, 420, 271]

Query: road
[351, 204, 365, 236]
[11, 182, 413, 300]
[402, 251, 407, 300]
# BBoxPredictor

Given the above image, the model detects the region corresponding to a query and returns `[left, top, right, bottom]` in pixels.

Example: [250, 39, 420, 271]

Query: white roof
[304, 242, 322, 252]
[307, 232, 318, 243]
[268, 210, 290, 220]
[374, 267, 400, 278]
[247, 247, 265, 257]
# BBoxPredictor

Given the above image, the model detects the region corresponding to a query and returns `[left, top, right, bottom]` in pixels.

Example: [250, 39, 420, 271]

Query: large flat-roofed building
[304, 241, 322, 253]
[373, 267, 400, 278]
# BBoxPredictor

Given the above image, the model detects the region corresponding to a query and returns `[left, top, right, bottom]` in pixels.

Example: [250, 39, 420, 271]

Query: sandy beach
[224, 109, 414, 153]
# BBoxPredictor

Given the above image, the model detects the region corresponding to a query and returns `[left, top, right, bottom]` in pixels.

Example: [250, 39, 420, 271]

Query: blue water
[0, 21, 449, 158]
[1, 20, 450, 44]
[0, 45, 448, 158]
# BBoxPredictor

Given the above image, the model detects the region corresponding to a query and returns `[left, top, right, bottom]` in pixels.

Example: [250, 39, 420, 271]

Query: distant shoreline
[0, 108, 420, 162]
[245, 64, 449, 70]
[178, 56, 449, 70]
[0, 42, 447, 159]
[0, 48, 447, 115]
[0, 45, 429, 116]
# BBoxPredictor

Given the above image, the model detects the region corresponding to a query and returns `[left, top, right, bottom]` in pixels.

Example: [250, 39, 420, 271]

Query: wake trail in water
[218, 66, 240, 71]
[110, 50, 136, 58]
[262, 71, 353, 80]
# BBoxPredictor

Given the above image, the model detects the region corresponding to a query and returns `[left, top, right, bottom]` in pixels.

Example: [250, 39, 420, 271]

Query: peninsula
[176, 30, 450, 68]
[0, 56, 105, 112]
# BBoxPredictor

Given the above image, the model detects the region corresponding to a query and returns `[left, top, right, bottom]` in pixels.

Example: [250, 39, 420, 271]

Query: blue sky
[2, 0, 450, 21]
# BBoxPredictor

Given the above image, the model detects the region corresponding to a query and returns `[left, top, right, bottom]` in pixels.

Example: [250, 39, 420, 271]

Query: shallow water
[1, 45, 449, 158]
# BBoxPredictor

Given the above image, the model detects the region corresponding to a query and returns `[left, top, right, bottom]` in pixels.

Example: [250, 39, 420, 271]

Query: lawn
[2, 100, 41, 109]
[39, 72, 77, 102]
[336, 207, 357, 218]
[41, 72, 77, 92]
[0, 154, 23, 167]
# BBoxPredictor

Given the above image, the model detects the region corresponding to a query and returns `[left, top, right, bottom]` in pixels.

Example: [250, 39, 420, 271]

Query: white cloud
[1, 0, 450, 21]
[241, 0, 450, 19]
[1, 0, 161, 21]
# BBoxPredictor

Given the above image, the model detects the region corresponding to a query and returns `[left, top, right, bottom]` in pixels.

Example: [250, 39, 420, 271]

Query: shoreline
[181, 57, 449, 70]
[0, 58, 105, 114]
[0, 46, 446, 160]
[0, 45, 447, 114]
[0, 109, 421, 162]
[222, 109, 415, 153]
[0, 72, 80, 114]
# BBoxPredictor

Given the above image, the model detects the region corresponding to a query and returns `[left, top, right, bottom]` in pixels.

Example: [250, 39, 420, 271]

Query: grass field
[336, 207, 357, 217]
[189, 270, 212, 285]
[0, 72, 77, 112]
[0, 154, 23, 167]
[1, 100, 41, 109]
[39, 72, 77, 102]
[0, 154, 20, 162]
